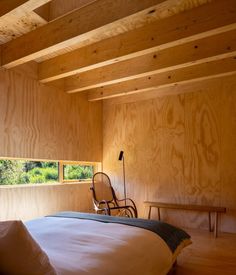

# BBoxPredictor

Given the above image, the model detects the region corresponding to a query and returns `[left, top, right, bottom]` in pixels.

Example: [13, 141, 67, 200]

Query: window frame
[59, 161, 97, 184]
[0, 157, 99, 186]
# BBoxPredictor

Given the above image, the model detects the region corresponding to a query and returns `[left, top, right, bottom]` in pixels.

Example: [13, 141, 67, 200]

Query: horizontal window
[0, 159, 97, 186]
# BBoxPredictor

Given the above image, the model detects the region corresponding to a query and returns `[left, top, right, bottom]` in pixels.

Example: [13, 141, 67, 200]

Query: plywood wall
[0, 68, 102, 162]
[0, 67, 102, 221]
[0, 183, 94, 221]
[103, 76, 236, 233]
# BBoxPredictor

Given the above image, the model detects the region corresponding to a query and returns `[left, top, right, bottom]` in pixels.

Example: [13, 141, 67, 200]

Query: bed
[0, 212, 191, 275]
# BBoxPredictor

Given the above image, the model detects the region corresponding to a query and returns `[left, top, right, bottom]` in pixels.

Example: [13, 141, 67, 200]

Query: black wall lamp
[118, 150, 126, 206]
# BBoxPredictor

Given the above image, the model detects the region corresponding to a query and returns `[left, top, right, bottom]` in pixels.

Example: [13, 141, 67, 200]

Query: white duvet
[26, 217, 173, 275]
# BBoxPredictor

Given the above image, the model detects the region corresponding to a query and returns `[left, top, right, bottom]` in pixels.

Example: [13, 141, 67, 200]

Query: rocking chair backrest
[92, 172, 114, 203]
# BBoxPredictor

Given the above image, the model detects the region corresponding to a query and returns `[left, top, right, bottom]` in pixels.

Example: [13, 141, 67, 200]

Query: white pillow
[0, 220, 56, 275]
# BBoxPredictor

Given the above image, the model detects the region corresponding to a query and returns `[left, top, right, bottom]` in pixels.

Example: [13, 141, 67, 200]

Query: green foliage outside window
[0, 160, 94, 185]
[0, 160, 58, 185]
[63, 164, 93, 181]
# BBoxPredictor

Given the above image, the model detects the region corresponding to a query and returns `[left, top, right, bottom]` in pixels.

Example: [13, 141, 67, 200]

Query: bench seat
[144, 201, 226, 238]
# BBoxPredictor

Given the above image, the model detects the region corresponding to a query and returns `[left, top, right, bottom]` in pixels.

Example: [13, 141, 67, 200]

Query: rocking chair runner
[90, 172, 138, 218]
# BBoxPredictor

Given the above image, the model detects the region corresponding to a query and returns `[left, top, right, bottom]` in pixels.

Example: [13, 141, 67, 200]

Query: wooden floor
[175, 228, 236, 275]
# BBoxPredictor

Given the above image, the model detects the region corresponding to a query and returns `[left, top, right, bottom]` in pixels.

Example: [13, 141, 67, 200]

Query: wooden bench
[144, 201, 226, 238]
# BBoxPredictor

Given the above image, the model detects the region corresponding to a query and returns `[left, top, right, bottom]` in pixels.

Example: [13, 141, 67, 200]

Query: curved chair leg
[117, 207, 135, 218]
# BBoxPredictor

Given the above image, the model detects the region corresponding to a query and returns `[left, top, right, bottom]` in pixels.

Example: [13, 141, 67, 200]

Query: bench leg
[214, 212, 218, 238]
[158, 207, 161, 220]
[208, 212, 212, 232]
[148, 206, 152, 219]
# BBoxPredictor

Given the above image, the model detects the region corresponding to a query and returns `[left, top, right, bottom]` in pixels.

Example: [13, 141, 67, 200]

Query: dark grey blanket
[47, 211, 190, 253]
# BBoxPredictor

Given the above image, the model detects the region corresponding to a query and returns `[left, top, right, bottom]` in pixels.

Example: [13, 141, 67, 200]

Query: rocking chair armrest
[116, 198, 138, 218]
[117, 198, 137, 208]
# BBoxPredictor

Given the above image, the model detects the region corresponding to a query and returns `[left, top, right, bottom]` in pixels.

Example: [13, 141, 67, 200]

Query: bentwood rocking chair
[90, 172, 138, 218]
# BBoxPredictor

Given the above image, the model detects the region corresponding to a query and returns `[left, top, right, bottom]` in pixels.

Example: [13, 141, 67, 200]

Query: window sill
[0, 181, 92, 189]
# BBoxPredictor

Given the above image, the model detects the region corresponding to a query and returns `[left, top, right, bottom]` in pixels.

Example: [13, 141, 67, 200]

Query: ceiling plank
[1, 0, 168, 68]
[64, 29, 236, 93]
[0, 0, 51, 17]
[104, 74, 236, 105]
[38, 0, 236, 83]
[88, 57, 236, 101]
[48, 0, 96, 20]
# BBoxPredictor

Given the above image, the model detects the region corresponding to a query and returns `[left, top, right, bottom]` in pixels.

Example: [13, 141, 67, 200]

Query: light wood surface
[10, 61, 39, 80]
[1, 0, 168, 68]
[0, 68, 102, 162]
[1, 0, 234, 103]
[34, 3, 50, 22]
[65, 29, 236, 93]
[48, 0, 209, 22]
[0, 182, 93, 221]
[0, 0, 51, 17]
[176, 228, 236, 275]
[0, 66, 102, 222]
[39, 1, 236, 83]
[144, 201, 226, 213]
[48, 0, 95, 20]
[103, 76, 236, 233]
[220, 80, 236, 233]
[38, 0, 236, 83]
[0, 0, 50, 44]
[37, 0, 210, 62]
[144, 201, 226, 237]
[0, 0, 235, 240]
[104, 74, 236, 106]
[88, 57, 236, 100]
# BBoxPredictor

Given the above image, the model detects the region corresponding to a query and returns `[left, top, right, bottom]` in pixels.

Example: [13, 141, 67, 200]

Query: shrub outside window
[62, 163, 94, 182]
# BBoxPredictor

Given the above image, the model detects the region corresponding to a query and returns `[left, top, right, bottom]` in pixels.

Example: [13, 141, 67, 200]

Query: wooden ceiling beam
[104, 74, 236, 105]
[64, 29, 236, 93]
[88, 57, 236, 101]
[39, 0, 236, 83]
[0, 0, 51, 17]
[1, 0, 167, 68]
